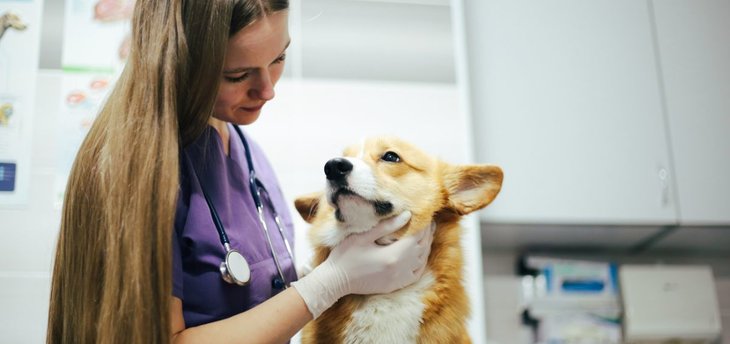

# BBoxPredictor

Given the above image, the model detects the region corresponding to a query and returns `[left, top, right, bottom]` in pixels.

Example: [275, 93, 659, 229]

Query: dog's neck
[1, 17, 16, 42]
[314, 218, 376, 248]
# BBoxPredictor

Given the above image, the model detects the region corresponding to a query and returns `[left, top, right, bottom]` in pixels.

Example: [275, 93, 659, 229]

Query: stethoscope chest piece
[220, 249, 251, 286]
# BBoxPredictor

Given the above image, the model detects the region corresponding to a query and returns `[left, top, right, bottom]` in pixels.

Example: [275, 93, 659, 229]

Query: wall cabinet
[463, 0, 678, 225]
[652, 0, 730, 225]
[297, 0, 454, 83]
[462, 0, 730, 226]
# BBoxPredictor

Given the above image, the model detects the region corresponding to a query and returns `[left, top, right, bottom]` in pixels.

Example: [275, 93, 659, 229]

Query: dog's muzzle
[324, 157, 394, 219]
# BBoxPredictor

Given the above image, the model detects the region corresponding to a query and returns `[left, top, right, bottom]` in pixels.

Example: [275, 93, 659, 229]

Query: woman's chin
[227, 110, 261, 126]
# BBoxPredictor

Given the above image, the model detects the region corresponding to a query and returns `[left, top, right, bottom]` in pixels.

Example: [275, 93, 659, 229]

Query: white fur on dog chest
[343, 270, 436, 344]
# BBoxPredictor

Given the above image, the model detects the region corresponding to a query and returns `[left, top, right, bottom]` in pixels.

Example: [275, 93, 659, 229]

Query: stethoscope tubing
[199, 175, 231, 246]
[235, 124, 292, 288]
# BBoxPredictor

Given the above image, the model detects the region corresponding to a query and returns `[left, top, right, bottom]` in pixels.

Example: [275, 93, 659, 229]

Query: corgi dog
[294, 137, 503, 344]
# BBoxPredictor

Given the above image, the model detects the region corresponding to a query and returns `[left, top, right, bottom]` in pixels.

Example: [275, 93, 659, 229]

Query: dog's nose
[324, 158, 353, 181]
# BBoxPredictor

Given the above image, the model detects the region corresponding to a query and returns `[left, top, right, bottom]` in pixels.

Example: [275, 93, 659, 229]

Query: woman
[47, 0, 433, 343]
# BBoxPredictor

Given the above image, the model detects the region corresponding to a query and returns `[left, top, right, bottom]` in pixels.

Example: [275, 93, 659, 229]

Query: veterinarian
[47, 0, 434, 343]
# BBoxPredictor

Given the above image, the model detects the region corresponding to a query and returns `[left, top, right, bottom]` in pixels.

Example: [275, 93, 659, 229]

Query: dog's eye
[381, 151, 401, 163]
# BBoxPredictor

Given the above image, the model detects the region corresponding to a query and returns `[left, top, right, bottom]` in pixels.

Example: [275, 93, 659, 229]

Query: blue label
[561, 279, 605, 292]
[0, 162, 16, 191]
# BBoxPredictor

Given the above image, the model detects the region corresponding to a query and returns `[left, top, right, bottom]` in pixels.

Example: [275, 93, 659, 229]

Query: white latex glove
[291, 211, 435, 319]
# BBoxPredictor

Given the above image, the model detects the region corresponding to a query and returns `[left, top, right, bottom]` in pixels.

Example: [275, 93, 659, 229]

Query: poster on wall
[0, 0, 43, 206]
[62, 0, 133, 73]
[55, 0, 133, 206]
[54, 73, 114, 207]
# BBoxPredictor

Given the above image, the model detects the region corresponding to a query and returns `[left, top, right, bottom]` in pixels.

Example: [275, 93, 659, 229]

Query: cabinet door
[464, 0, 677, 224]
[299, 0, 455, 83]
[652, 0, 730, 225]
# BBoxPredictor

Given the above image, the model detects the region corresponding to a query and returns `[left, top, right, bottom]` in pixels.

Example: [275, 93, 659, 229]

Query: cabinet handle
[658, 167, 669, 207]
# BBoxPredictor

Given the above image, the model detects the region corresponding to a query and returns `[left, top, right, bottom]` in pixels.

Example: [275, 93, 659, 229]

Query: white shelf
[480, 222, 730, 254]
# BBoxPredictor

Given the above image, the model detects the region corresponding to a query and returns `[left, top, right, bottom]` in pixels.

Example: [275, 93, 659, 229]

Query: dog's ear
[294, 192, 322, 223]
[444, 164, 503, 215]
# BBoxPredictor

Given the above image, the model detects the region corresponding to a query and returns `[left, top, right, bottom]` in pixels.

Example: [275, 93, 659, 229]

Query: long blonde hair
[47, 0, 288, 342]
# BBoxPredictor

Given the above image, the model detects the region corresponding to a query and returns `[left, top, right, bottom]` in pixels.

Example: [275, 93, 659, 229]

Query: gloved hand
[291, 211, 435, 319]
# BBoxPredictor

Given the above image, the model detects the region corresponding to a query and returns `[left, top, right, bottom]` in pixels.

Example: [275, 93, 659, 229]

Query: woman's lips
[241, 104, 264, 112]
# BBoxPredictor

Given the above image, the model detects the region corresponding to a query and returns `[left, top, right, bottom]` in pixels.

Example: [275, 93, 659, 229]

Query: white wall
[0, 71, 61, 343]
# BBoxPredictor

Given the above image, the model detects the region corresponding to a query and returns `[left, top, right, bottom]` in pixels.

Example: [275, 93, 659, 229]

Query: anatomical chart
[0, 0, 42, 206]
[55, 0, 133, 206]
[62, 0, 133, 73]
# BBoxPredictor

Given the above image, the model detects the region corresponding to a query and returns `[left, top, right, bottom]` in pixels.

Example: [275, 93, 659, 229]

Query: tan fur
[0, 12, 27, 42]
[294, 192, 322, 223]
[295, 137, 503, 343]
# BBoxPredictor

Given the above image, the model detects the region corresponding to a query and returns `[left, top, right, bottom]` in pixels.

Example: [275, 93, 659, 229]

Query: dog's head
[1, 13, 27, 31]
[295, 137, 503, 247]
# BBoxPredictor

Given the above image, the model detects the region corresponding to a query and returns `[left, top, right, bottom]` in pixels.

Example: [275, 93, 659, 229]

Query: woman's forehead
[227, 10, 289, 60]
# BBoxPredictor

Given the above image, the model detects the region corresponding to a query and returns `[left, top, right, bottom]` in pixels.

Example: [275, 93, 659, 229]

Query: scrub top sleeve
[172, 231, 184, 300]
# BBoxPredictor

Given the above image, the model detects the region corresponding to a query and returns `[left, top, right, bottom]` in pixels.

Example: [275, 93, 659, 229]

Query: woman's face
[213, 10, 290, 125]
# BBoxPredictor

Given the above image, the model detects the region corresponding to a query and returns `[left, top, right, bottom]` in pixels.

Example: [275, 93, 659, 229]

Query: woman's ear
[444, 164, 503, 215]
[294, 192, 322, 223]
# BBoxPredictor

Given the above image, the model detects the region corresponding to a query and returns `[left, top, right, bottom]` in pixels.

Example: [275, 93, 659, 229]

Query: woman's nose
[249, 71, 276, 101]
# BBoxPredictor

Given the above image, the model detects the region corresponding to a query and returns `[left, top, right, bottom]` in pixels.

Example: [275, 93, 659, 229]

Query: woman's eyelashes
[273, 53, 286, 64]
[224, 73, 249, 83]
[223, 53, 286, 83]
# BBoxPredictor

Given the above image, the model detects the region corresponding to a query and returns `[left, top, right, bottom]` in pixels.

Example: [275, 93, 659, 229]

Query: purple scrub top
[172, 123, 297, 328]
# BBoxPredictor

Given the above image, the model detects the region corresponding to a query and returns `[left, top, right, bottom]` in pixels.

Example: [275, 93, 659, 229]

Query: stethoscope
[191, 124, 294, 290]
